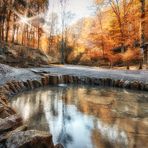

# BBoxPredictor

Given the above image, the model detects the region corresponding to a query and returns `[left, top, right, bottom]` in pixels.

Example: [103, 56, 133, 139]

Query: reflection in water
[11, 85, 148, 148]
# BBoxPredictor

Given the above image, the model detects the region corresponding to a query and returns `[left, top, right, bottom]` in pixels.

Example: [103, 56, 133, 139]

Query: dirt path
[0, 64, 148, 85]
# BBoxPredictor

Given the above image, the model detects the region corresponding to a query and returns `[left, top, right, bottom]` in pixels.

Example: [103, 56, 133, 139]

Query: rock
[118, 80, 124, 87]
[6, 130, 54, 148]
[0, 143, 6, 148]
[0, 125, 27, 143]
[3, 85, 13, 95]
[0, 105, 4, 113]
[18, 82, 26, 90]
[72, 75, 76, 83]
[1, 96, 8, 104]
[130, 81, 139, 89]
[110, 79, 115, 87]
[48, 75, 58, 85]
[144, 84, 148, 91]
[27, 80, 34, 89]
[123, 80, 130, 88]
[0, 110, 11, 119]
[0, 115, 22, 134]
[68, 75, 74, 83]
[0, 86, 10, 96]
[55, 144, 64, 148]
[0, 105, 16, 119]
[13, 82, 21, 92]
[32, 80, 42, 88]
[7, 82, 17, 94]
[41, 75, 49, 86]
[139, 82, 145, 90]
[23, 81, 30, 90]
[104, 78, 112, 86]
[114, 80, 120, 87]
[63, 75, 69, 83]
[0, 98, 7, 106]
[78, 76, 85, 84]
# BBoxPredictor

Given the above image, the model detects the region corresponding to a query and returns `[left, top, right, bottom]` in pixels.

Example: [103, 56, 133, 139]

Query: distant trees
[64, 0, 144, 67]
[0, 0, 147, 67]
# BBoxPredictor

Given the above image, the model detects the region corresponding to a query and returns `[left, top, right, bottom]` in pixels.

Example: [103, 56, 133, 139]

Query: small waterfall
[58, 75, 64, 84]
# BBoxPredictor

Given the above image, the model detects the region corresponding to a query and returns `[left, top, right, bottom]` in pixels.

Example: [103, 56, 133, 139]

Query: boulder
[0, 125, 27, 143]
[0, 115, 22, 133]
[0, 106, 16, 119]
[6, 130, 54, 148]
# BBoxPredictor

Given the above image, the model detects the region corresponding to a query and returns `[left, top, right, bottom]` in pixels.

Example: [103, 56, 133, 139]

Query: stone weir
[0, 65, 148, 148]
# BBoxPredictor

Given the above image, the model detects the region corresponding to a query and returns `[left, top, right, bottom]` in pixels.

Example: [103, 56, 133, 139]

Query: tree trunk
[126, 61, 130, 70]
[140, 0, 146, 67]
[12, 15, 16, 43]
[5, 10, 12, 42]
[16, 26, 19, 43]
[139, 60, 143, 69]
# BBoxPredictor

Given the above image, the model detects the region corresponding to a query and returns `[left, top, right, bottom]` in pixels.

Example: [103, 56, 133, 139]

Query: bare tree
[60, 0, 69, 64]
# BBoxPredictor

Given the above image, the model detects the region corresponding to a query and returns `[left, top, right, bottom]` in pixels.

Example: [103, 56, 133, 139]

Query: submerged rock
[6, 130, 54, 148]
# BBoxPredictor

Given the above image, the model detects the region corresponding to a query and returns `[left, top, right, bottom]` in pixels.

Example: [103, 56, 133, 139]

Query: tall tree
[60, 0, 69, 64]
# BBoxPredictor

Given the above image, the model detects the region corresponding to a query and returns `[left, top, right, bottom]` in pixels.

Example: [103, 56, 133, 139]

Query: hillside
[0, 42, 59, 67]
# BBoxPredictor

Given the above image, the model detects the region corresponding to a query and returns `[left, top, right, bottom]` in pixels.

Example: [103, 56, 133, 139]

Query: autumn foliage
[0, 0, 147, 67]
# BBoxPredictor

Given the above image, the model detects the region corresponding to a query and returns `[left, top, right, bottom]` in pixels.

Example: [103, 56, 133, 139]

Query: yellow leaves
[73, 46, 85, 54]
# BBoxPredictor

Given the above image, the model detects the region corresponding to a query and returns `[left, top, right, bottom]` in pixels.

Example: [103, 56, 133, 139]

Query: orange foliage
[122, 48, 142, 62]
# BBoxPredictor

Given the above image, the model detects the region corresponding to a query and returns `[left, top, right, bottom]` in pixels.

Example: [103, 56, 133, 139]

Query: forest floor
[0, 64, 148, 86]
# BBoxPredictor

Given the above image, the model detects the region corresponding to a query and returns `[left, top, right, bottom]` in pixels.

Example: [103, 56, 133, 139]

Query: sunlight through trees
[0, 0, 148, 68]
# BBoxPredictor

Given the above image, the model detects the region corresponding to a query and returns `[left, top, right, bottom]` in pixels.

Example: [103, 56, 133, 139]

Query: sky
[47, 0, 94, 24]
[14, 0, 96, 36]
[67, 0, 94, 21]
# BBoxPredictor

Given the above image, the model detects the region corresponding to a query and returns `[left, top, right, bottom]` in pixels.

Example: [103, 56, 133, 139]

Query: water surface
[11, 85, 148, 148]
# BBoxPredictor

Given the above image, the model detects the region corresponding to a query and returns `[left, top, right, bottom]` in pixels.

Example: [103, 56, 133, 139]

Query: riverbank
[0, 63, 148, 147]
